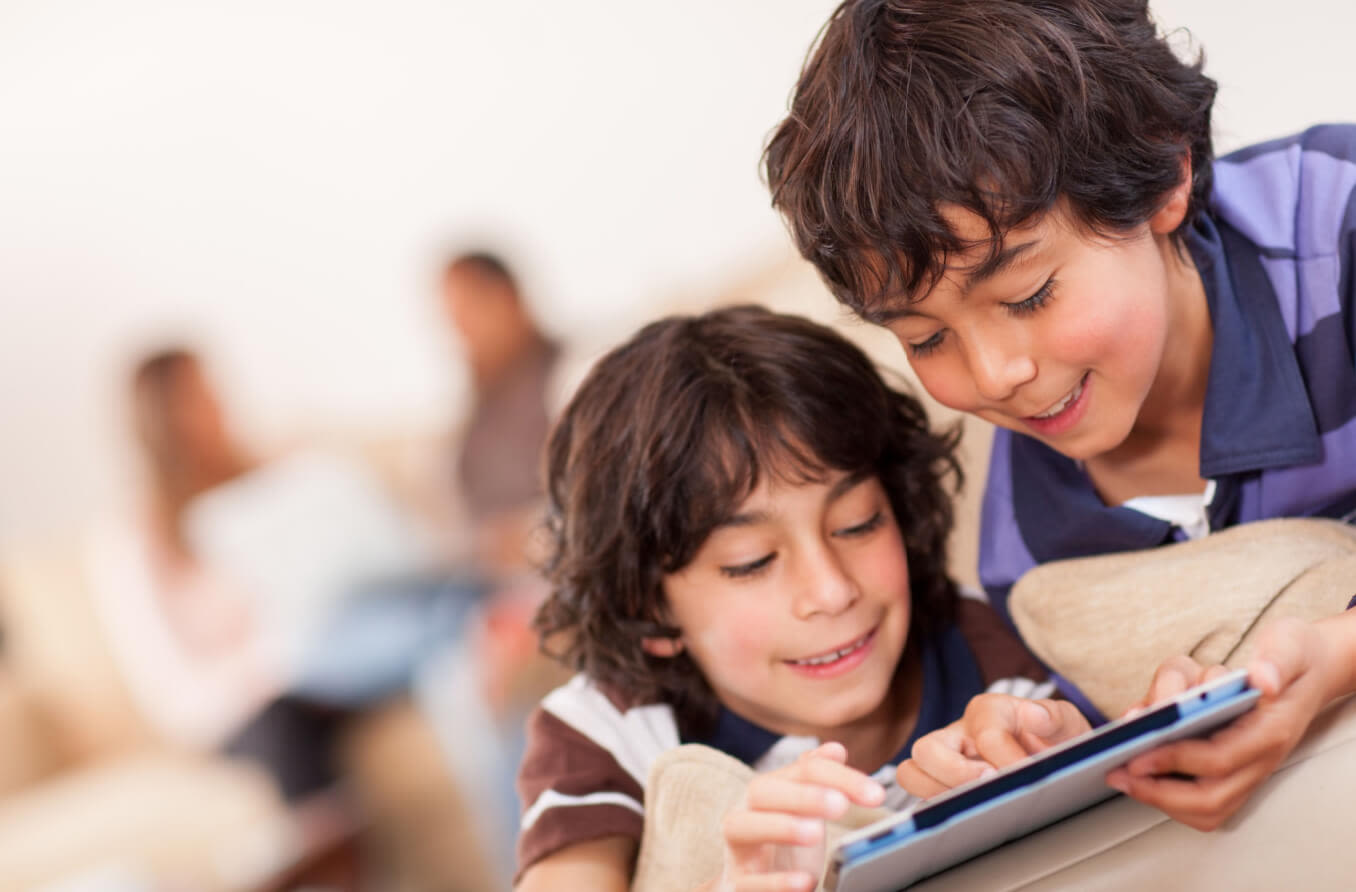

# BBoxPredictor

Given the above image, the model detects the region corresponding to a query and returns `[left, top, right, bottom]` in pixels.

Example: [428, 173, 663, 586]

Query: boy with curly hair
[513, 306, 1058, 890]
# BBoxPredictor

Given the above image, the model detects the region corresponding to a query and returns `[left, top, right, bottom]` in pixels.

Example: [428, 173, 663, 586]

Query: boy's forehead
[864, 204, 1063, 317]
[938, 203, 1063, 278]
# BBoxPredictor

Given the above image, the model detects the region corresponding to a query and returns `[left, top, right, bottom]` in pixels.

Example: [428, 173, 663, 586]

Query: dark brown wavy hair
[535, 305, 962, 729]
[763, 0, 1218, 319]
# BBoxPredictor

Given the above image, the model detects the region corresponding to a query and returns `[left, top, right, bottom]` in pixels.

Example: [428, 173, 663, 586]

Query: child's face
[655, 470, 912, 740]
[878, 196, 1203, 463]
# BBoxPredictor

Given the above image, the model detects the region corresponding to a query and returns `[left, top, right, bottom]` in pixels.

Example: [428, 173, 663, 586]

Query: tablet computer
[823, 669, 1260, 892]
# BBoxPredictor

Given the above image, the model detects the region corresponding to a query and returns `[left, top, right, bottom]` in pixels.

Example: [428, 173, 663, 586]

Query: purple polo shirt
[978, 125, 1356, 721]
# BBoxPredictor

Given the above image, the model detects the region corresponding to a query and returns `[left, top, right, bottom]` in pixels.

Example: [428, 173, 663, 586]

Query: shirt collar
[1188, 215, 1321, 476]
[1008, 213, 1321, 559]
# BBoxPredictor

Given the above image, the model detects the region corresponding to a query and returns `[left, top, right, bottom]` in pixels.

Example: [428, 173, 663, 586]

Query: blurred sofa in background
[0, 256, 984, 892]
[0, 528, 508, 892]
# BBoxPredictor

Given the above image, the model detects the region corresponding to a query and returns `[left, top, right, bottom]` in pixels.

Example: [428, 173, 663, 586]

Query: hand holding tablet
[823, 669, 1260, 892]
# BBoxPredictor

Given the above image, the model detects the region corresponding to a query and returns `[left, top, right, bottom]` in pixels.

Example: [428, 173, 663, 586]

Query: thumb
[1015, 699, 1060, 739]
[1247, 618, 1310, 698]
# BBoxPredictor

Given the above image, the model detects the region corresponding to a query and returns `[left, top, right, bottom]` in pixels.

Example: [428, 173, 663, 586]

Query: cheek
[856, 528, 913, 604]
[910, 355, 979, 412]
[1069, 294, 1168, 378]
[681, 598, 779, 669]
[1065, 248, 1172, 362]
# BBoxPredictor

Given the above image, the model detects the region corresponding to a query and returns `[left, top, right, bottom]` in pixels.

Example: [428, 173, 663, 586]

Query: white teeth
[791, 632, 870, 666]
[1033, 377, 1084, 419]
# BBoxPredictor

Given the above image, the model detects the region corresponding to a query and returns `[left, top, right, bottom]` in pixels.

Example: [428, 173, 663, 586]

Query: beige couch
[0, 533, 506, 892]
[0, 538, 289, 891]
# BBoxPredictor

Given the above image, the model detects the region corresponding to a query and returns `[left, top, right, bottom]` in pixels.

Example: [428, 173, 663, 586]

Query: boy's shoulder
[1218, 123, 1356, 167]
[527, 674, 682, 771]
[516, 675, 683, 875]
[519, 675, 683, 806]
[1211, 123, 1356, 259]
[953, 588, 1049, 691]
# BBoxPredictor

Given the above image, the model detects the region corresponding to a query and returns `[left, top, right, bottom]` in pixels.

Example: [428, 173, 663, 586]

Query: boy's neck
[836, 644, 924, 773]
[1085, 241, 1213, 504]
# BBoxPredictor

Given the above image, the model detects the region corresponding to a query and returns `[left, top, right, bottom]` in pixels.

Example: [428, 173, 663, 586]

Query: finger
[1106, 766, 1259, 832]
[724, 840, 775, 882]
[896, 756, 990, 799]
[1013, 699, 1090, 751]
[971, 723, 1030, 769]
[945, 695, 1025, 769]
[723, 810, 824, 850]
[729, 871, 818, 892]
[744, 776, 851, 820]
[1122, 664, 1231, 721]
[909, 726, 993, 789]
[1144, 655, 1207, 705]
[1121, 707, 1280, 780]
[1247, 617, 1312, 699]
[1201, 664, 1233, 684]
[792, 757, 886, 806]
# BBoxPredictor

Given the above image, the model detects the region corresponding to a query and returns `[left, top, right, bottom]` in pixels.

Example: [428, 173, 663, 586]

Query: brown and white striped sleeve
[515, 675, 680, 878]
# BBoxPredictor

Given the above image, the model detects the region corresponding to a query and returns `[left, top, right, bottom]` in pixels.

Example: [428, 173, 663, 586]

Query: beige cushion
[1008, 517, 1356, 718]
[632, 744, 889, 892]
[632, 745, 747, 892]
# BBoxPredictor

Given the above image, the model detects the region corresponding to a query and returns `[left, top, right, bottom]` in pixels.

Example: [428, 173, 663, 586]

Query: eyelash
[837, 511, 885, 538]
[1005, 277, 1056, 317]
[906, 277, 1057, 358]
[720, 553, 774, 579]
[717, 511, 885, 579]
[907, 332, 945, 359]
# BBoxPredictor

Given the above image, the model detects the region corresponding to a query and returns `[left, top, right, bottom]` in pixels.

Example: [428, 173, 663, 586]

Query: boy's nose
[792, 545, 860, 619]
[967, 331, 1037, 403]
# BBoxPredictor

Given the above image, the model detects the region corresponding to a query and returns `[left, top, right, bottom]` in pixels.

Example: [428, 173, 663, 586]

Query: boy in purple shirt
[764, 0, 1356, 831]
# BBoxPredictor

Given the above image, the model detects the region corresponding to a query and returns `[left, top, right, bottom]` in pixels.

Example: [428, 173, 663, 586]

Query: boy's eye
[1004, 276, 1056, 316]
[834, 510, 884, 538]
[908, 331, 945, 358]
[720, 553, 775, 579]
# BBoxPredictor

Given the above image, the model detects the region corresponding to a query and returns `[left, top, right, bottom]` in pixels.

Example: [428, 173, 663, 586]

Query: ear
[641, 636, 685, 658]
[1149, 153, 1193, 235]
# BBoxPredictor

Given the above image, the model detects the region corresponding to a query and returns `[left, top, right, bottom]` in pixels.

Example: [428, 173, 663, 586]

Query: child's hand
[1117, 655, 1236, 717]
[716, 741, 885, 892]
[1107, 615, 1356, 831]
[896, 695, 1090, 798]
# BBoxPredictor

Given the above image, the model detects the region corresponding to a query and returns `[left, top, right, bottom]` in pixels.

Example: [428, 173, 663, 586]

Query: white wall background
[0, 0, 1352, 548]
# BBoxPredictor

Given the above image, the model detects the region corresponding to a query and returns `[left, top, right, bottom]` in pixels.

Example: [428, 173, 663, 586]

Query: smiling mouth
[1029, 373, 1088, 420]
[787, 628, 876, 667]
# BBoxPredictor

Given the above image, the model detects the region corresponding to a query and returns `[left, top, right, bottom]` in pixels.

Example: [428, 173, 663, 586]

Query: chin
[820, 679, 892, 727]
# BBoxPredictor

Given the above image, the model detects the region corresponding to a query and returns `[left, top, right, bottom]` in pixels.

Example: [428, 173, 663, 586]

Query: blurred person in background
[101, 347, 488, 811]
[94, 249, 567, 888]
[440, 251, 559, 581]
[409, 250, 570, 885]
[433, 251, 563, 702]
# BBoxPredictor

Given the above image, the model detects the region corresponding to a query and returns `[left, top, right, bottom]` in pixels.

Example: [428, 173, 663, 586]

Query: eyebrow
[864, 239, 1039, 324]
[715, 469, 873, 529]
